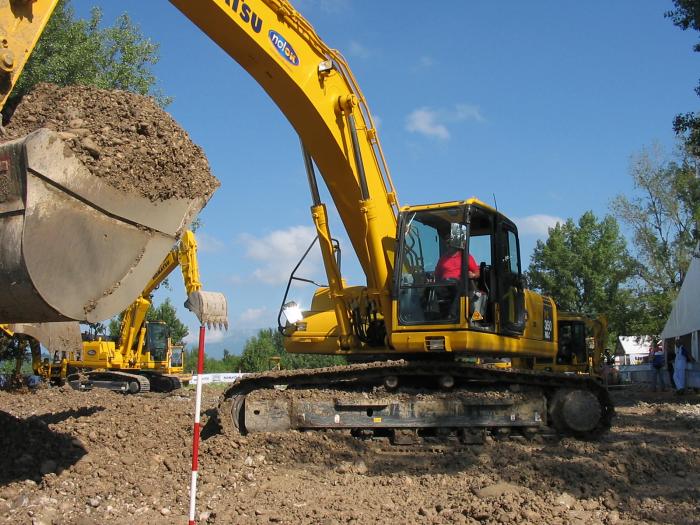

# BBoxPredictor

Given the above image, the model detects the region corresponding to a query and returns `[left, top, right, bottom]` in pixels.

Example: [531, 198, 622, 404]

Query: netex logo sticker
[269, 30, 299, 66]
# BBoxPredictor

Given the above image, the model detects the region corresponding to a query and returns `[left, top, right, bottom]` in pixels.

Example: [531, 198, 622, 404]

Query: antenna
[492, 193, 498, 211]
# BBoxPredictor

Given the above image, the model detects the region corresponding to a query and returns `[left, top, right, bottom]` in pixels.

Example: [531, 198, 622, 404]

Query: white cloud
[406, 108, 450, 140]
[514, 214, 564, 237]
[419, 56, 434, 68]
[410, 56, 435, 73]
[405, 103, 485, 140]
[347, 40, 370, 59]
[196, 232, 225, 253]
[184, 328, 226, 345]
[239, 307, 266, 324]
[240, 225, 321, 285]
[455, 104, 485, 123]
[227, 275, 244, 285]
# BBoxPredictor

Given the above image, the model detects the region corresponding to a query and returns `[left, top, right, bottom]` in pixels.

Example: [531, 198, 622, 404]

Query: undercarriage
[217, 360, 614, 443]
[66, 369, 184, 394]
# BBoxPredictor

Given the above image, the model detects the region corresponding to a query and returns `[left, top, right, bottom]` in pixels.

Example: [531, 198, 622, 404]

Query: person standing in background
[673, 338, 694, 395]
[667, 341, 676, 390]
[650, 341, 666, 392]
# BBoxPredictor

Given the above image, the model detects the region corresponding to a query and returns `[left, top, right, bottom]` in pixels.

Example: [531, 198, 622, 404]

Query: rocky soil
[0, 385, 698, 525]
[3, 83, 219, 202]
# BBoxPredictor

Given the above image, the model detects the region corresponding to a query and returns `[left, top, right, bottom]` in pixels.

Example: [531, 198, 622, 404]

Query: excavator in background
[27, 230, 226, 393]
[526, 313, 608, 377]
[1, 0, 613, 440]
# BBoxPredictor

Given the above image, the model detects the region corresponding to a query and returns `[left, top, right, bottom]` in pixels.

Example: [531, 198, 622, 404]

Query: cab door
[496, 221, 526, 335]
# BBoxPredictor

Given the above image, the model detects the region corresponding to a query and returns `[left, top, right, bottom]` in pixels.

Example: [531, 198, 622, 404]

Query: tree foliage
[666, 0, 700, 153]
[6, 0, 169, 113]
[611, 146, 700, 333]
[527, 211, 636, 338]
[184, 348, 240, 374]
[239, 328, 346, 373]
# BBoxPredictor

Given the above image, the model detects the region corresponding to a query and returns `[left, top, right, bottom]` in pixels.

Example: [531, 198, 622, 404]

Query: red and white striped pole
[188, 324, 206, 525]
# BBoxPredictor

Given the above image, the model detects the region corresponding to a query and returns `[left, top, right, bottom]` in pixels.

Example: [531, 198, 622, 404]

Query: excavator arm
[170, 0, 399, 342]
[116, 230, 227, 357]
[0, 0, 59, 112]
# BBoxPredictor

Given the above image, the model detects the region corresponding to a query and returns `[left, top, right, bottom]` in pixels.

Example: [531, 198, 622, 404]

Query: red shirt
[435, 252, 478, 280]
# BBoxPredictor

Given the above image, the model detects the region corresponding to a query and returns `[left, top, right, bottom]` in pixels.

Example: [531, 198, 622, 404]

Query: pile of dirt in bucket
[4, 83, 219, 202]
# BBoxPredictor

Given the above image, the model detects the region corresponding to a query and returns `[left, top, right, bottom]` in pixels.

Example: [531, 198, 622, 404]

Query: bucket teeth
[185, 291, 228, 330]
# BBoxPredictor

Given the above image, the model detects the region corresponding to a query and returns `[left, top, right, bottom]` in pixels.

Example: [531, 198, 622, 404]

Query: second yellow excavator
[36, 231, 228, 393]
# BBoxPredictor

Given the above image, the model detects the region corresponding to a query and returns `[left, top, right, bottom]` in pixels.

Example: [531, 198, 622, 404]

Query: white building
[615, 336, 653, 366]
[661, 246, 700, 388]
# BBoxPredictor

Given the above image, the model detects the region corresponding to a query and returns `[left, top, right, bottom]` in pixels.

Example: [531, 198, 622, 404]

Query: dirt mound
[0, 386, 699, 524]
[4, 83, 219, 202]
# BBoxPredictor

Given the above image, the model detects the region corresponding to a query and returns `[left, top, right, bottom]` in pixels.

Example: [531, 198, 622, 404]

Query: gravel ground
[0, 385, 698, 525]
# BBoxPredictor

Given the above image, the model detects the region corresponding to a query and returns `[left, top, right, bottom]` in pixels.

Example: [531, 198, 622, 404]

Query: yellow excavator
[478, 314, 607, 372]
[28, 230, 227, 393]
[1, 1, 613, 440]
[168, 0, 614, 440]
[527, 313, 608, 377]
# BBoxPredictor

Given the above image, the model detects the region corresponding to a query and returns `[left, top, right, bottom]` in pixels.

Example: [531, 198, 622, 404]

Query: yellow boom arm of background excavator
[0, 0, 59, 111]
[0, 323, 12, 337]
[117, 230, 203, 360]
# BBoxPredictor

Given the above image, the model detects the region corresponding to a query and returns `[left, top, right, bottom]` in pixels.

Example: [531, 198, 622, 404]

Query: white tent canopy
[661, 248, 700, 340]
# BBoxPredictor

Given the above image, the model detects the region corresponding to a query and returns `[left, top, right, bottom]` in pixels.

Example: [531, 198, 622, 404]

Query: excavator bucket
[6, 322, 82, 356]
[0, 129, 212, 323]
[185, 290, 228, 330]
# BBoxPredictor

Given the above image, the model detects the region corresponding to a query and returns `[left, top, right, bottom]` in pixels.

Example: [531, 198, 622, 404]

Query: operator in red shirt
[435, 250, 480, 281]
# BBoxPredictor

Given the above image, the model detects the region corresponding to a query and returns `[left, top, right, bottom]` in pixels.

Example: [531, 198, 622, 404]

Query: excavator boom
[0, 0, 58, 110]
[170, 0, 398, 329]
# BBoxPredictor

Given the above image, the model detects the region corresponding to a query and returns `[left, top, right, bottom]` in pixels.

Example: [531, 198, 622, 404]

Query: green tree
[666, 0, 700, 153]
[527, 211, 636, 338]
[239, 329, 282, 372]
[222, 349, 241, 371]
[147, 299, 188, 344]
[239, 328, 346, 372]
[6, 0, 169, 113]
[611, 146, 700, 333]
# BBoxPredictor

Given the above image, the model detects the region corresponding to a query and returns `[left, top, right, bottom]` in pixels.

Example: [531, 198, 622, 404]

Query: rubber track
[69, 370, 151, 393]
[218, 361, 614, 438]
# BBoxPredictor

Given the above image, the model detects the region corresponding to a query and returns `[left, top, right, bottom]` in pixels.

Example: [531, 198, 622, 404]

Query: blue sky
[71, 0, 698, 355]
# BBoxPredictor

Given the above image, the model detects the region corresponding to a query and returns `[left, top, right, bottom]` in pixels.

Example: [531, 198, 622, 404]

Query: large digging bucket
[6, 322, 82, 356]
[0, 129, 213, 323]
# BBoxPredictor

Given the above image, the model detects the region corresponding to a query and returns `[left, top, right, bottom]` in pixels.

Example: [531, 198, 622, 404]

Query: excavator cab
[395, 201, 526, 336]
[144, 322, 170, 363]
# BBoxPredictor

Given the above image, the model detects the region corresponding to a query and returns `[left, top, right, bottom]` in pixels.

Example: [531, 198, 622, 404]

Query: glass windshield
[146, 323, 169, 361]
[397, 207, 464, 324]
[557, 321, 587, 365]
